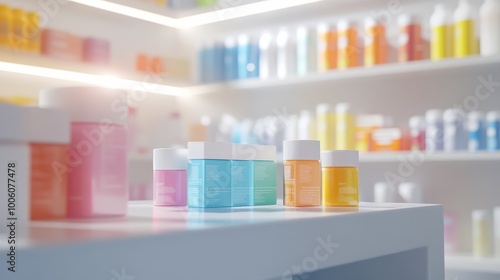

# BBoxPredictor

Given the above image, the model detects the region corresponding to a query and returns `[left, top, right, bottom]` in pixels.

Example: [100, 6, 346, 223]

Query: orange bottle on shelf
[337, 20, 360, 69]
[283, 140, 321, 207]
[27, 107, 70, 220]
[364, 17, 387, 66]
[398, 14, 424, 62]
[322, 150, 359, 207]
[0, 5, 12, 48]
[11, 8, 28, 51]
[317, 23, 337, 72]
[136, 54, 149, 72]
[26, 12, 41, 53]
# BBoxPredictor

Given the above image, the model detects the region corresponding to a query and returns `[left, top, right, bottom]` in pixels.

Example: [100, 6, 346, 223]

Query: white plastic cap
[316, 103, 332, 114]
[0, 103, 29, 142]
[283, 140, 320, 161]
[233, 144, 276, 161]
[39, 87, 128, 126]
[472, 209, 489, 221]
[317, 23, 333, 34]
[409, 116, 425, 130]
[443, 108, 464, 123]
[26, 107, 70, 144]
[224, 37, 236, 48]
[374, 182, 396, 203]
[365, 17, 381, 28]
[338, 19, 355, 31]
[468, 111, 485, 122]
[426, 109, 444, 123]
[398, 14, 419, 27]
[154, 148, 187, 170]
[335, 103, 351, 114]
[276, 28, 289, 47]
[188, 142, 232, 160]
[259, 32, 273, 49]
[487, 111, 500, 122]
[321, 150, 359, 167]
[398, 182, 423, 203]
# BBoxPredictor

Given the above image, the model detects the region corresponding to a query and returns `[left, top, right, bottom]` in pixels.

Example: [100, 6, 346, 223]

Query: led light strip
[68, 0, 323, 29]
[0, 61, 185, 96]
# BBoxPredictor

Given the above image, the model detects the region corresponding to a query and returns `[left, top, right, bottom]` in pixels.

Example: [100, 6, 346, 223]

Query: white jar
[480, 0, 500, 56]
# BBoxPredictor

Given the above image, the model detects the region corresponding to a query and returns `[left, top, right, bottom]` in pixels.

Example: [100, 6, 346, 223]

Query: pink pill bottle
[153, 148, 187, 206]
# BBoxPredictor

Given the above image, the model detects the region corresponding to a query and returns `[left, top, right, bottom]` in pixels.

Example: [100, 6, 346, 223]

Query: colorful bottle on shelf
[153, 148, 188, 206]
[409, 116, 426, 151]
[335, 103, 355, 150]
[188, 142, 232, 208]
[40, 87, 129, 218]
[425, 109, 444, 152]
[283, 140, 321, 207]
[26, 12, 41, 53]
[472, 209, 491, 257]
[0, 5, 12, 48]
[238, 35, 251, 79]
[487, 111, 500, 151]
[430, 4, 453, 60]
[337, 20, 359, 69]
[11, 8, 27, 51]
[480, 0, 500, 56]
[398, 14, 424, 62]
[224, 37, 238, 81]
[454, 0, 478, 57]
[468, 111, 486, 151]
[317, 23, 337, 72]
[443, 108, 466, 152]
[316, 103, 335, 150]
[322, 150, 359, 207]
[364, 16, 387, 66]
[28, 107, 69, 220]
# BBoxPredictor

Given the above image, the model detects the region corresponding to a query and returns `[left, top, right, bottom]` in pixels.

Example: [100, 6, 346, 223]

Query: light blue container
[468, 111, 486, 152]
[198, 47, 209, 83]
[213, 42, 225, 82]
[247, 42, 260, 78]
[188, 142, 232, 208]
[487, 111, 500, 151]
[224, 37, 238, 81]
[237, 34, 250, 79]
[232, 144, 277, 207]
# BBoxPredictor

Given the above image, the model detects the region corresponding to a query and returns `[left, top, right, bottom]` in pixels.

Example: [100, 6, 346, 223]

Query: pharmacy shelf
[446, 255, 500, 274]
[0, 201, 443, 280]
[0, 50, 186, 96]
[360, 151, 500, 163]
[188, 56, 500, 95]
[68, 0, 326, 29]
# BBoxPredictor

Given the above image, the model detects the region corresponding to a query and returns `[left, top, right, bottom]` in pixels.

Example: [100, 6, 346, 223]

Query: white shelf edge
[68, 0, 323, 29]
[446, 254, 500, 274]
[187, 56, 500, 95]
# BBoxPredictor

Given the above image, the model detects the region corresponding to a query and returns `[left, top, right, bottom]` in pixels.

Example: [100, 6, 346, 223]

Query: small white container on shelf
[480, 0, 500, 56]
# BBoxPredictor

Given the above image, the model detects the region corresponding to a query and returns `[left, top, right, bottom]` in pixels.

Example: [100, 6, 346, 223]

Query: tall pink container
[153, 148, 187, 206]
[39, 87, 128, 218]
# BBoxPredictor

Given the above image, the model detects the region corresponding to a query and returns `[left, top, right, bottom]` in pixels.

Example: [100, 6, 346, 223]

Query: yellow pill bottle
[321, 150, 359, 207]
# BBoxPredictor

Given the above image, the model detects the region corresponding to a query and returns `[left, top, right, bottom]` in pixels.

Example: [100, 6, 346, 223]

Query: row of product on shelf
[153, 141, 359, 208]
[140, 0, 217, 10]
[189, 104, 500, 153]
[0, 4, 110, 64]
[198, 0, 500, 83]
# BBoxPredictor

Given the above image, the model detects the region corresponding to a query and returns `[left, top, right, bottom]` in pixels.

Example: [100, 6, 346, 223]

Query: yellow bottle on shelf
[11, 8, 28, 51]
[335, 103, 355, 150]
[453, 0, 477, 57]
[322, 150, 359, 207]
[431, 4, 453, 60]
[316, 103, 335, 151]
[0, 5, 12, 49]
[26, 12, 40, 53]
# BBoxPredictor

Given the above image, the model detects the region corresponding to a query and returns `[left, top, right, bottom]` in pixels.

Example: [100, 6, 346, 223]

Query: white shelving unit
[0, 201, 444, 280]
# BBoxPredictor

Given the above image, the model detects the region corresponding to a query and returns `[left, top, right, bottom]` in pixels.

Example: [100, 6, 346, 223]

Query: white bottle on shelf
[259, 32, 276, 80]
[398, 182, 423, 203]
[426, 109, 444, 152]
[276, 28, 296, 79]
[374, 182, 396, 203]
[297, 110, 316, 140]
[480, 0, 500, 56]
[443, 108, 466, 152]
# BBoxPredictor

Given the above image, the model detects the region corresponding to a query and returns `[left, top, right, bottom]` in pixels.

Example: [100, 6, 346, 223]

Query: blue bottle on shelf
[224, 37, 238, 81]
[213, 42, 225, 82]
[487, 111, 500, 151]
[247, 40, 260, 78]
[237, 34, 250, 79]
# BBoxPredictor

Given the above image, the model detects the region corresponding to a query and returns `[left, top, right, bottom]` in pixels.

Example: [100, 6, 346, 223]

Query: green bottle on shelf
[198, 0, 217, 7]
